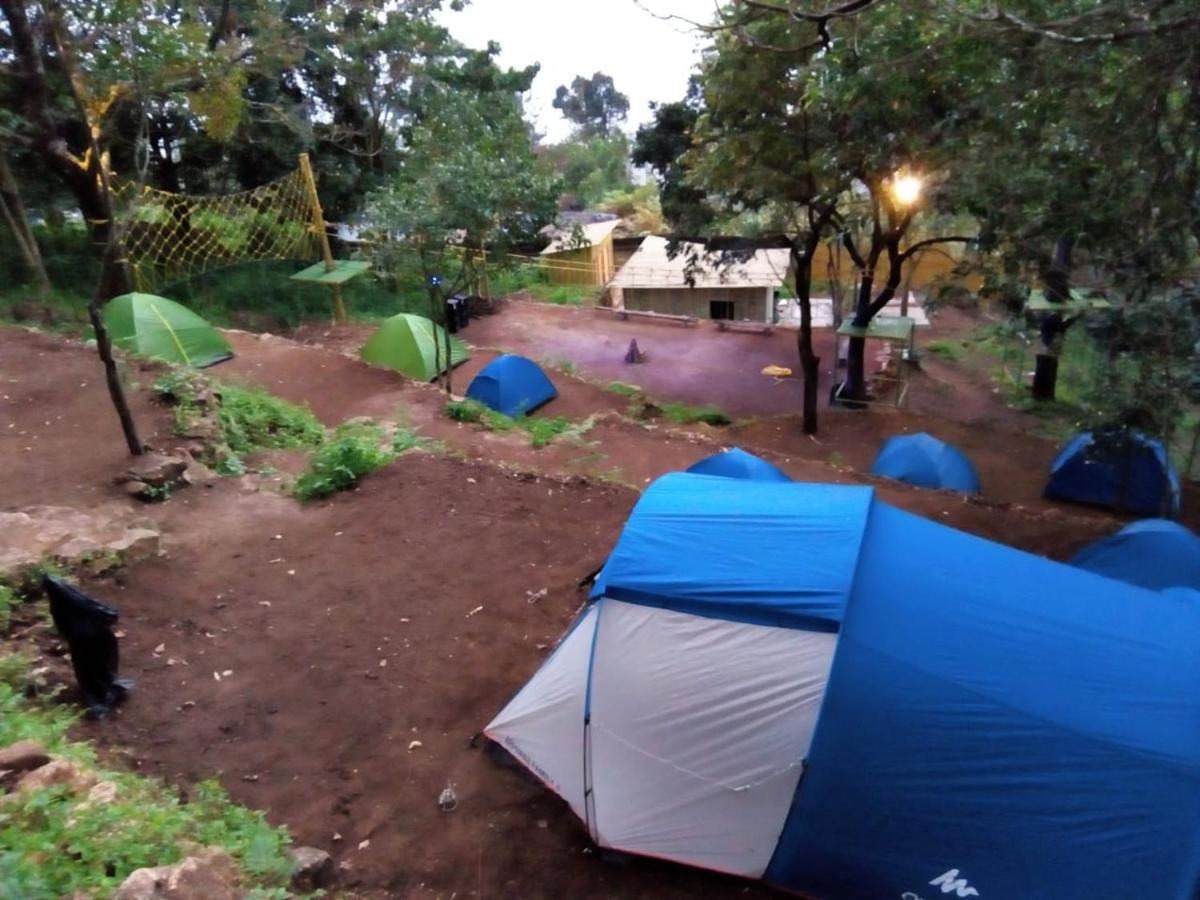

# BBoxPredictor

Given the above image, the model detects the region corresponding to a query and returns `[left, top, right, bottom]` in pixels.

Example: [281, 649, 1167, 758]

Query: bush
[606, 381, 641, 397]
[925, 339, 964, 361]
[293, 423, 394, 501]
[0, 652, 293, 898]
[444, 399, 579, 448]
[661, 402, 732, 426]
[525, 416, 573, 448]
[216, 384, 325, 454]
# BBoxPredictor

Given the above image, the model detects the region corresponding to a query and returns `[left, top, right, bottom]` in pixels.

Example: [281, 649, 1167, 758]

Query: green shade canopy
[836, 316, 915, 343]
[104, 292, 233, 369]
[1026, 290, 1111, 312]
[290, 259, 372, 285]
[360, 313, 469, 381]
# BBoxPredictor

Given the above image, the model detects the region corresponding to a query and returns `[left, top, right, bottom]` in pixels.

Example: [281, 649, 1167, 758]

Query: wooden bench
[602, 307, 698, 327]
[717, 319, 774, 335]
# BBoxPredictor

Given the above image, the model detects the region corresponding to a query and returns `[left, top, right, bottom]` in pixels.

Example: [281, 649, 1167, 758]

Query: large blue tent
[870, 432, 981, 493]
[1070, 518, 1200, 592]
[1045, 430, 1181, 517]
[465, 354, 557, 417]
[685, 447, 792, 483]
[487, 473, 1200, 898]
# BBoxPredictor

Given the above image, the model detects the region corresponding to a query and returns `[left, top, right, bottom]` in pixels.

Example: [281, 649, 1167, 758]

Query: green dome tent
[360, 313, 469, 381]
[104, 293, 233, 369]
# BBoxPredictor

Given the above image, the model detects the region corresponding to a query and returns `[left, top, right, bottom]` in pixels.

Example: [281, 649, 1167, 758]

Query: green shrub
[525, 416, 573, 448]
[661, 402, 732, 426]
[293, 423, 394, 501]
[391, 425, 425, 454]
[444, 399, 485, 423]
[0, 584, 15, 632]
[216, 384, 325, 454]
[606, 381, 641, 397]
[0, 653, 293, 898]
[925, 339, 964, 361]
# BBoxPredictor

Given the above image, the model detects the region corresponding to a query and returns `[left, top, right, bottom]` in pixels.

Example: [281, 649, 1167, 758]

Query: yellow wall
[543, 233, 615, 285]
[808, 243, 983, 293]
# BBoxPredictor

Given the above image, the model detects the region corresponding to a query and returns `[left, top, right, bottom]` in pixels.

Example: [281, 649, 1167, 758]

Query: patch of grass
[661, 402, 732, 427]
[216, 384, 325, 454]
[443, 399, 584, 448]
[293, 422, 395, 502]
[0, 584, 15, 632]
[606, 381, 641, 397]
[391, 425, 426, 454]
[525, 416, 574, 449]
[925, 339, 965, 361]
[0, 651, 294, 898]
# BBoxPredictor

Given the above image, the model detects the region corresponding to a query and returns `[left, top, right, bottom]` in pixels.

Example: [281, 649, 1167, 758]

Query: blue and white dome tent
[1045, 430, 1181, 517]
[486, 473, 1200, 899]
[870, 432, 981, 493]
[686, 447, 792, 483]
[465, 354, 557, 417]
[1071, 518, 1200, 592]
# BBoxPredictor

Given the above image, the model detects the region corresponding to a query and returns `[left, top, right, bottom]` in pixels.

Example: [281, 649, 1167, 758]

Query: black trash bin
[444, 296, 461, 334]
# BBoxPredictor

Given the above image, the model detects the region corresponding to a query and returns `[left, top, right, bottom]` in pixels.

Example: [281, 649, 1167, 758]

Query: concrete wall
[623, 286, 773, 322]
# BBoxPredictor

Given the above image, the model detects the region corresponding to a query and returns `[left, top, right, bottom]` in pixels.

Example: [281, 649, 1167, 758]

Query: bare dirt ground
[2, 313, 1194, 899]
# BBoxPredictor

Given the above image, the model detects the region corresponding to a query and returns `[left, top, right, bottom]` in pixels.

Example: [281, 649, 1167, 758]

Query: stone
[16, 758, 98, 795]
[112, 848, 241, 900]
[180, 461, 219, 488]
[289, 846, 333, 891]
[177, 414, 221, 443]
[117, 453, 188, 488]
[0, 740, 50, 774]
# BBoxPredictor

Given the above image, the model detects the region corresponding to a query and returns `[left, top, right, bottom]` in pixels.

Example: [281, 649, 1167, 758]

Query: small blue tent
[685, 447, 792, 483]
[1071, 518, 1200, 592]
[465, 354, 557, 417]
[1045, 430, 1181, 517]
[870, 432, 981, 493]
[487, 474, 1200, 898]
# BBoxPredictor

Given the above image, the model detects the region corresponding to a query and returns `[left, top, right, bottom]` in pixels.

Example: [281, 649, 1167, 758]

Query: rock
[107, 527, 162, 563]
[0, 740, 50, 774]
[289, 846, 332, 891]
[117, 453, 188, 489]
[177, 414, 221, 443]
[112, 848, 241, 900]
[180, 461, 219, 488]
[82, 779, 120, 806]
[16, 758, 98, 795]
[0, 505, 160, 581]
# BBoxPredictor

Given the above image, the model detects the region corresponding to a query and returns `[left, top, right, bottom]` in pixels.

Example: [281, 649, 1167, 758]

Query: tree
[552, 72, 629, 139]
[366, 84, 557, 393]
[538, 133, 632, 209]
[633, 79, 712, 232]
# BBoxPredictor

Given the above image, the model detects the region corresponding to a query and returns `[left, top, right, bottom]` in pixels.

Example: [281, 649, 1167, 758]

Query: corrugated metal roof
[540, 220, 621, 255]
[609, 236, 790, 288]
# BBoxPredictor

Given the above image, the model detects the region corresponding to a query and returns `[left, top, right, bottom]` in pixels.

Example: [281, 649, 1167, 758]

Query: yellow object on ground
[762, 365, 793, 378]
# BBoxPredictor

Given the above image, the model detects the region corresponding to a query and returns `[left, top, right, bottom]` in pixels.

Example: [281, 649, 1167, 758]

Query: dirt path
[80, 454, 777, 900]
[0, 327, 175, 512]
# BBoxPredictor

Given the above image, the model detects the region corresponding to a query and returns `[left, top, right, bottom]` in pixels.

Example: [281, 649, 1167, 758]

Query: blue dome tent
[870, 432, 981, 493]
[1045, 431, 1181, 517]
[686, 447, 792, 483]
[465, 354, 557, 417]
[487, 473, 1200, 899]
[1071, 519, 1200, 592]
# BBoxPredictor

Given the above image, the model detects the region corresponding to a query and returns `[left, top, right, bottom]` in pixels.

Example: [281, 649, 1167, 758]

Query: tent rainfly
[686, 447, 792, 483]
[1045, 430, 1181, 517]
[465, 355, 557, 417]
[870, 432, 981, 493]
[104, 293, 233, 369]
[360, 313, 469, 381]
[1071, 518, 1200, 592]
[486, 473, 1200, 899]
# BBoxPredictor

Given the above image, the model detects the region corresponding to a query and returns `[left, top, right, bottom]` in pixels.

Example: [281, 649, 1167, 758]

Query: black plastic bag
[42, 575, 133, 717]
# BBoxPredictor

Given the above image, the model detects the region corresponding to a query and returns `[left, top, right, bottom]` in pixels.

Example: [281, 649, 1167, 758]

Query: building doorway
[710, 300, 735, 320]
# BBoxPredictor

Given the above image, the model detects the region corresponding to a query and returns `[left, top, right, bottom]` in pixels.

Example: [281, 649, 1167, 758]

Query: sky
[435, 0, 713, 144]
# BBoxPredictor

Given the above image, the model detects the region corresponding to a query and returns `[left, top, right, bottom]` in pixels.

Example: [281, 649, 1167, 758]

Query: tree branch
[899, 235, 976, 262]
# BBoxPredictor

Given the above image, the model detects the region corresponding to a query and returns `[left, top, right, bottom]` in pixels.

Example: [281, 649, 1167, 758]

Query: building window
[710, 300, 735, 320]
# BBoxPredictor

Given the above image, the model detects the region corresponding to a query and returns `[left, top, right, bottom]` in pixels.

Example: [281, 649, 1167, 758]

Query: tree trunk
[0, 148, 51, 295]
[841, 266, 876, 405]
[791, 244, 820, 435]
[88, 239, 143, 455]
[1034, 235, 1075, 401]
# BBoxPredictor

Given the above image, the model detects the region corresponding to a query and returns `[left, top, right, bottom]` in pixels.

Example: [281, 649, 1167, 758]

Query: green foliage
[0, 653, 293, 898]
[538, 135, 632, 209]
[606, 381, 641, 397]
[293, 423, 394, 501]
[925, 339, 965, 361]
[216, 384, 325, 455]
[552, 72, 629, 138]
[0, 584, 15, 632]
[661, 402, 732, 427]
[443, 399, 580, 448]
[487, 265, 598, 306]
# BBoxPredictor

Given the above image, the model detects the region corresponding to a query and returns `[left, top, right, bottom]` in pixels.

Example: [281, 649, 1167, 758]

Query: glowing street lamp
[892, 173, 923, 207]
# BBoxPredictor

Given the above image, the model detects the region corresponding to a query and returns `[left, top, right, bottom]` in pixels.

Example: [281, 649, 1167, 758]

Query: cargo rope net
[113, 167, 321, 293]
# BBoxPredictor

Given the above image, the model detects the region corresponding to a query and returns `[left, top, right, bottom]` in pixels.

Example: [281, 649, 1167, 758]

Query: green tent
[104, 293, 233, 369]
[360, 313, 469, 381]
